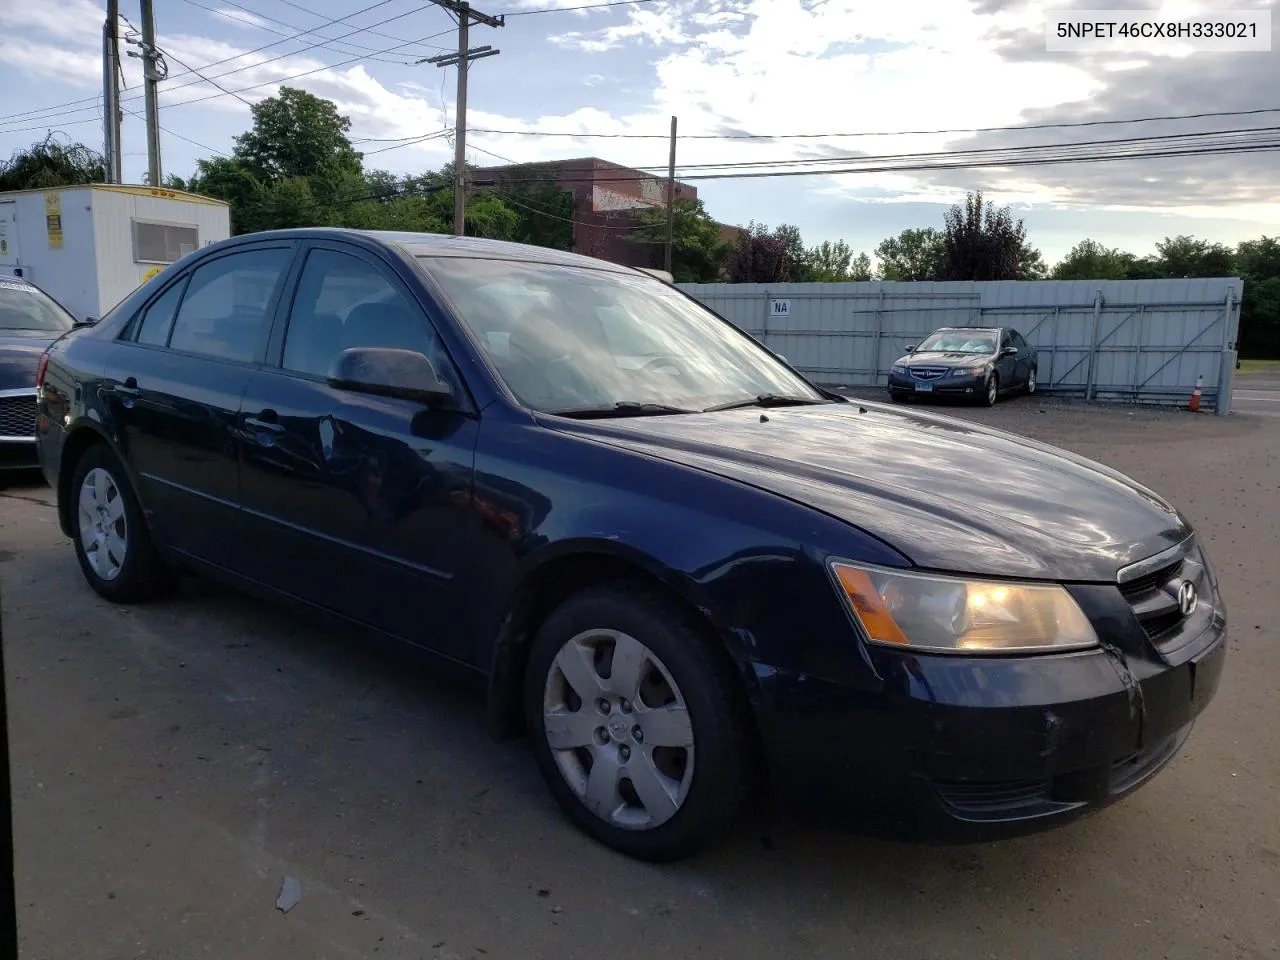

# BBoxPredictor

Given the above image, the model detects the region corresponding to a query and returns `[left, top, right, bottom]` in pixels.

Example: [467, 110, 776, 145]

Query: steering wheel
[641, 355, 686, 376]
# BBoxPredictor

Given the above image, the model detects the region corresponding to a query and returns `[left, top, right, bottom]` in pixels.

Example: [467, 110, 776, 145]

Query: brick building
[475, 157, 741, 271]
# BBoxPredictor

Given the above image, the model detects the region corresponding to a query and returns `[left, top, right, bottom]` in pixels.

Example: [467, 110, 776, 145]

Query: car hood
[898, 351, 995, 367]
[0, 331, 58, 387]
[548, 401, 1189, 582]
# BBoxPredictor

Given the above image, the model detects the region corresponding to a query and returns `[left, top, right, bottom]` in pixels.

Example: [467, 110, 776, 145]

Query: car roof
[214, 228, 639, 274]
[933, 326, 1001, 332]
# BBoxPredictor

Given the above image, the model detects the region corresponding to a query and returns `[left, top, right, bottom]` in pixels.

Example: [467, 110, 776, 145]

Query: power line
[469, 105, 1280, 141]
[468, 139, 1280, 187]
[159, 48, 256, 107]
[500, 0, 656, 14]
[616, 123, 1280, 174]
[362, 129, 452, 154]
[175, 0, 424, 64]
[0, 1, 447, 129]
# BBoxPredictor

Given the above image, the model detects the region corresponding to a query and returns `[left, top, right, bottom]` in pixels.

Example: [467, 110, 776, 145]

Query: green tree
[482, 165, 575, 251]
[875, 228, 944, 281]
[1236, 236, 1280, 358]
[187, 156, 265, 234]
[1051, 239, 1135, 280]
[773, 223, 812, 281]
[940, 191, 1039, 281]
[233, 86, 363, 186]
[1153, 235, 1235, 277]
[806, 240, 874, 282]
[0, 135, 104, 190]
[630, 197, 728, 283]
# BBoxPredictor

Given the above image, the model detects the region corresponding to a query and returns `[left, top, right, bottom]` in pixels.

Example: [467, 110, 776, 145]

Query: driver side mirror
[904, 343, 916, 353]
[327, 347, 454, 407]
[75, 315, 98, 328]
[1001, 345, 1017, 357]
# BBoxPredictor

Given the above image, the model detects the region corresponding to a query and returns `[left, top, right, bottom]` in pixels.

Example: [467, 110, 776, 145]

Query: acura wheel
[525, 583, 754, 861]
[1027, 368, 1038, 395]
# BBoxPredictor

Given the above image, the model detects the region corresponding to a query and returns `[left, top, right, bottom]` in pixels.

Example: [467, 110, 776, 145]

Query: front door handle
[117, 376, 141, 398]
[245, 409, 284, 434]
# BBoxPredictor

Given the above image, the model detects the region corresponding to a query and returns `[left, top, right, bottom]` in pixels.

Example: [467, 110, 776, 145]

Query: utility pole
[101, 0, 122, 183]
[664, 115, 677, 275]
[421, 0, 503, 236]
[139, 0, 162, 186]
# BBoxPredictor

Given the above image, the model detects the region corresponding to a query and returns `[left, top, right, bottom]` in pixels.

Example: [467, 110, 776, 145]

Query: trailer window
[133, 220, 198, 264]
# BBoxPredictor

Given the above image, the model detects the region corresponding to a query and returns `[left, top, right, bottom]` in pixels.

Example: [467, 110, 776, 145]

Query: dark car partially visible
[34, 230, 1227, 863]
[0, 276, 75, 472]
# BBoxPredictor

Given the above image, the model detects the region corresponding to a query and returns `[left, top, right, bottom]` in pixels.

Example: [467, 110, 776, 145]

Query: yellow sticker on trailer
[44, 192, 63, 249]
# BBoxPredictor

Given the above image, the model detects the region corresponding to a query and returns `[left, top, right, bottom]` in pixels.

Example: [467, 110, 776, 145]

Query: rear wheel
[1026, 367, 1038, 395]
[70, 444, 171, 603]
[524, 583, 753, 862]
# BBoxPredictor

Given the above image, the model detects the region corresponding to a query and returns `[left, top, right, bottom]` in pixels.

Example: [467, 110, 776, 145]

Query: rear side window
[135, 279, 186, 346]
[168, 249, 291, 363]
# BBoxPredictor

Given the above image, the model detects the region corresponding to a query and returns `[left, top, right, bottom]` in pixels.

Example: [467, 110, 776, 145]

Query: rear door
[105, 241, 297, 568]
[235, 242, 480, 661]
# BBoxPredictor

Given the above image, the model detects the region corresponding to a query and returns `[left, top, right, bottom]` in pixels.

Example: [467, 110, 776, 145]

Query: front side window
[168, 248, 292, 363]
[0, 280, 75, 332]
[417, 257, 824, 413]
[282, 249, 453, 385]
[916, 330, 998, 355]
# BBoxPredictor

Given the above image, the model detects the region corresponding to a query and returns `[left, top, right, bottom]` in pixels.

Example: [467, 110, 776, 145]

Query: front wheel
[524, 583, 754, 862]
[1026, 367, 1038, 395]
[981, 372, 1000, 407]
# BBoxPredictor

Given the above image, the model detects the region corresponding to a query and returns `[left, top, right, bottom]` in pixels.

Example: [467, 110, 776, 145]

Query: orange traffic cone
[1188, 374, 1203, 412]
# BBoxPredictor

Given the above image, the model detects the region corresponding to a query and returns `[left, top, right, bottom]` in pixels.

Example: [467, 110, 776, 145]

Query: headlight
[891, 363, 907, 373]
[829, 561, 1098, 654]
[952, 364, 987, 377]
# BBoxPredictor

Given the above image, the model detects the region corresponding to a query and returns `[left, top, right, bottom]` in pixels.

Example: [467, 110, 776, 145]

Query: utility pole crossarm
[421, 0, 504, 237]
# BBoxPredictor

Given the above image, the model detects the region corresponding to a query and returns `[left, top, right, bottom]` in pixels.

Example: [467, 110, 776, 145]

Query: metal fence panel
[676, 278, 1243, 415]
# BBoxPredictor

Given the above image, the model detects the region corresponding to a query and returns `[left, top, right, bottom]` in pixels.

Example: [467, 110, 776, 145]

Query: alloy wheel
[1027, 369, 1037, 394]
[78, 467, 128, 581]
[542, 628, 695, 831]
[987, 376, 998, 405]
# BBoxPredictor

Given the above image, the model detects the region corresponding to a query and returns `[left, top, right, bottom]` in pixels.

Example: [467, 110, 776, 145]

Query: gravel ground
[1, 396, 1278, 960]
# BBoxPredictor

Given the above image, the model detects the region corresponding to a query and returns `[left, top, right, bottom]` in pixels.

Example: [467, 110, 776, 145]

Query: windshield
[915, 330, 997, 354]
[0, 279, 75, 332]
[418, 257, 826, 414]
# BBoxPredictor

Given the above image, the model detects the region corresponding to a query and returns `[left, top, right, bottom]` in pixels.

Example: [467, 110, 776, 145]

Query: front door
[995, 329, 1019, 389]
[236, 243, 480, 662]
[104, 242, 296, 568]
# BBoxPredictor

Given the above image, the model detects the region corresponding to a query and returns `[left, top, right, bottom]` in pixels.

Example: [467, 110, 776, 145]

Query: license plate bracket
[915, 381, 933, 392]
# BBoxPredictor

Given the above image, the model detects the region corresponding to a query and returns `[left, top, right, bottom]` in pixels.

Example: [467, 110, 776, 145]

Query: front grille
[0, 393, 36, 439]
[1119, 558, 1184, 600]
[908, 366, 948, 380]
[1118, 545, 1206, 647]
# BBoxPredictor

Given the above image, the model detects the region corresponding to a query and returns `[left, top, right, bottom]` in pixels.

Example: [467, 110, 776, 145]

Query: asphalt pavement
[1233, 368, 1280, 418]
[1, 398, 1278, 960]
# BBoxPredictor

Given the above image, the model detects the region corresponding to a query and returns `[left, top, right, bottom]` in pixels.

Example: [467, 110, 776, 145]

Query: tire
[524, 582, 754, 862]
[1026, 367, 1038, 395]
[981, 372, 999, 407]
[69, 444, 171, 603]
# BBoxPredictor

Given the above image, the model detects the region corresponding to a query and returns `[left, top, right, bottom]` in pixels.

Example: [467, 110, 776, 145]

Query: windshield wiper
[551, 401, 698, 419]
[702, 394, 828, 413]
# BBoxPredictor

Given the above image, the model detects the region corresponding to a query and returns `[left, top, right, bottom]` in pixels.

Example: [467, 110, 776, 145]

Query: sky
[1, 0, 1278, 265]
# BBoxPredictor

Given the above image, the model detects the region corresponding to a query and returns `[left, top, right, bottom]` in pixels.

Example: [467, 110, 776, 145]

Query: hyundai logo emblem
[1176, 580, 1198, 617]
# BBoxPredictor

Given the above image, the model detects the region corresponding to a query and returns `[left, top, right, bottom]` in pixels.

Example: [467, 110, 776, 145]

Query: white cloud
[211, 8, 273, 30]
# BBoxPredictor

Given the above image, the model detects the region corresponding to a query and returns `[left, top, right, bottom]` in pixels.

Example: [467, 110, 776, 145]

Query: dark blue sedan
[1, 275, 76, 472]
[34, 230, 1227, 861]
